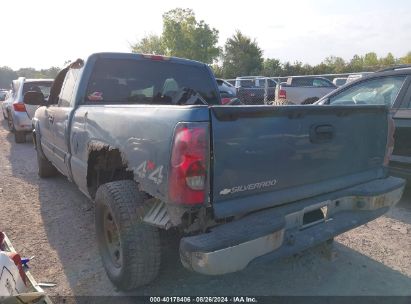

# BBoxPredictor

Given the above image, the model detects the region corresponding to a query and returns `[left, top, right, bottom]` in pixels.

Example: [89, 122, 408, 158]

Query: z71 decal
[136, 160, 164, 185]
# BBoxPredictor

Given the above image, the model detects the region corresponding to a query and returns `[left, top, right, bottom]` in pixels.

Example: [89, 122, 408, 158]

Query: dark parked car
[235, 76, 277, 104]
[316, 65, 411, 180]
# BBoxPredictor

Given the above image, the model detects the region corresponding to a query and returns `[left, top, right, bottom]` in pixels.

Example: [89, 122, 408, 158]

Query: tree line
[0, 66, 60, 89]
[1, 7, 411, 89]
[131, 8, 411, 79]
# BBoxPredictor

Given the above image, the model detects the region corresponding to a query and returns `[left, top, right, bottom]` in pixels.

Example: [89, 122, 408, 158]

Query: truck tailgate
[210, 105, 389, 218]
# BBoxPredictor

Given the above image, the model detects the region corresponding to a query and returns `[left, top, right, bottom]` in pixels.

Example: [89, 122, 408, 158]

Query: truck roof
[86, 52, 208, 68]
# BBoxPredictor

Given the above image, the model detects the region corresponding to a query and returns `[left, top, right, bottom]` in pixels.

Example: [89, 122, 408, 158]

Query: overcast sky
[1, 0, 411, 70]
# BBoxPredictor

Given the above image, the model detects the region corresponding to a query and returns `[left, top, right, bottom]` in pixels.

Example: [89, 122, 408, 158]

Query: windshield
[23, 81, 53, 98]
[257, 78, 276, 87]
[329, 76, 406, 106]
[238, 79, 255, 88]
[335, 79, 347, 86]
[256, 79, 266, 87]
[86, 58, 219, 105]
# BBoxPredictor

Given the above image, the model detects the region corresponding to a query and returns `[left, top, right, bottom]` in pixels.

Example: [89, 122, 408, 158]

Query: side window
[293, 78, 313, 87]
[223, 80, 232, 88]
[268, 79, 276, 87]
[313, 78, 332, 87]
[58, 69, 79, 107]
[240, 79, 254, 87]
[162, 78, 178, 94]
[329, 76, 407, 106]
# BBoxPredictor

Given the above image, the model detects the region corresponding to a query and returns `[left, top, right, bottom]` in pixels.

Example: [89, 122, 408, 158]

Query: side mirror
[23, 91, 45, 105]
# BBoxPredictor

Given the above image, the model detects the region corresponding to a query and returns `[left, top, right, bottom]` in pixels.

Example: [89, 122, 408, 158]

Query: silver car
[1, 90, 12, 119]
[4, 77, 53, 143]
[216, 78, 237, 96]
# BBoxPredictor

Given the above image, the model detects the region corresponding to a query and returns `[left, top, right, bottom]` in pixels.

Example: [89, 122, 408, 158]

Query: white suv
[4, 77, 53, 143]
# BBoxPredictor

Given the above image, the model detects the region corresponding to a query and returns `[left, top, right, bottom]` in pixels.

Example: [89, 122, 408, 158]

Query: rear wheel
[95, 180, 161, 290]
[14, 131, 26, 143]
[302, 97, 319, 104]
[7, 111, 14, 132]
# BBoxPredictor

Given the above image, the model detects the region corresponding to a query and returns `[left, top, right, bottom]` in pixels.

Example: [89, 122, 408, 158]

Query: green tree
[323, 56, 346, 73]
[16, 68, 39, 78]
[0, 66, 18, 89]
[363, 52, 379, 69]
[221, 31, 263, 78]
[211, 64, 223, 78]
[312, 63, 333, 75]
[302, 64, 313, 75]
[379, 52, 396, 66]
[161, 8, 220, 63]
[40, 67, 61, 79]
[131, 34, 165, 55]
[289, 61, 308, 75]
[400, 51, 411, 64]
[347, 54, 364, 72]
[262, 58, 282, 76]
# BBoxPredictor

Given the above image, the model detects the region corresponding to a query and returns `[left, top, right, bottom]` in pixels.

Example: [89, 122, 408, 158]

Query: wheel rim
[103, 208, 122, 268]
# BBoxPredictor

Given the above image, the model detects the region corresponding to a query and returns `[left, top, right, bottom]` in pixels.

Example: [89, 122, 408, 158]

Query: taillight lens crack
[169, 123, 209, 205]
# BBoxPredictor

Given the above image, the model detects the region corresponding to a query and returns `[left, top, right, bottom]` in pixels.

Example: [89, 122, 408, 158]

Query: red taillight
[221, 97, 232, 105]
[13, 103, 26, 112]
[169, 123, 209, 205]
[142, 54, 169, 61]
[384, 115, 395, 166]
[279, 89, 287, 99]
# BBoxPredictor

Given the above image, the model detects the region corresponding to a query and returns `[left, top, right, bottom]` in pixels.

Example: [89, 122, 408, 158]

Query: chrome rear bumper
[180, 176, 405, 275]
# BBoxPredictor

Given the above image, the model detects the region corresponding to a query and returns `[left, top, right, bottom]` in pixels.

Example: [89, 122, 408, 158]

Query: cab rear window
[85, 58, 219, 105]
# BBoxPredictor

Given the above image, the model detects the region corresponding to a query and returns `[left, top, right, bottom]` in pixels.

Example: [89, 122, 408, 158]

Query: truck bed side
[69, 105, 210, 201]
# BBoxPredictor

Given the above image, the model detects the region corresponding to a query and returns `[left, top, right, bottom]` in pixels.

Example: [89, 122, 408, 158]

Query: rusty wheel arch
[87, 141, 133, 198]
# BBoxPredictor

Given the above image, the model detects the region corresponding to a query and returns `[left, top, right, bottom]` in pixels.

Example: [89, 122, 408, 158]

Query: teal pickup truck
[23, 52, 405, 290]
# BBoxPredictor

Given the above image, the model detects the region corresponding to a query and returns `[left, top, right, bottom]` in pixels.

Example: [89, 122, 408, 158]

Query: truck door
[391, 77, 411, 171]
[49, 67, 80, 177]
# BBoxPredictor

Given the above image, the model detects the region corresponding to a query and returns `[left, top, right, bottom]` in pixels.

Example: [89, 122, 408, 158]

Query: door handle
[310, 124, 334, 143]
[48, 115, 54, 124]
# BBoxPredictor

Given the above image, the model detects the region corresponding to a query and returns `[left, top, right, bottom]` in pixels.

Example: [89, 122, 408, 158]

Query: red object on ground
[5, 252, 27, 286]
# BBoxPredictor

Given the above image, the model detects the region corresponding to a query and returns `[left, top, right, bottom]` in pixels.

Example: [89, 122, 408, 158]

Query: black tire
[95, 180, 161, 290]
[14, 131, 26, 143]
[7, 112, 14, 132]
[302, 97, 319, 104]
[37, 151, 57, 178]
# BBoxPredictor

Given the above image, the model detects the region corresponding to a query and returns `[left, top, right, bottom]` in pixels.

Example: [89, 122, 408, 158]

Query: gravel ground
[0, 116, 410, 300]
